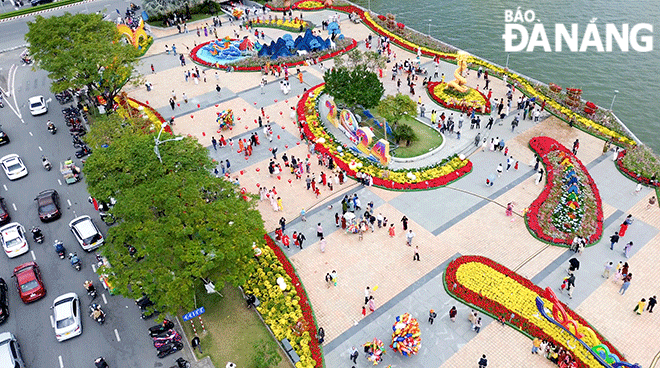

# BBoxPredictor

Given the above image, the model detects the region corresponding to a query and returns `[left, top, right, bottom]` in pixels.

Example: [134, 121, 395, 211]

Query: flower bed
[616, 147, 660, 187]
[298, 84, 472, 190]
[242, 235, 323, 368]
[294, 0, 325, 10]
[189, 38, 357, 71]
[251, 17, 313, 32]
[526, 137, 603, 246]
[426, 81, 491, 114]
[444, 256, 628, 368]
[114, 95, 171, 133]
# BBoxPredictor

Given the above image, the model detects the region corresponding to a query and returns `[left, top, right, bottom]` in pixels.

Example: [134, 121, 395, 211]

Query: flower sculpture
[427, 81, 490, 114]
[444, 256, 637, 368]
[526, 137, 603, 246]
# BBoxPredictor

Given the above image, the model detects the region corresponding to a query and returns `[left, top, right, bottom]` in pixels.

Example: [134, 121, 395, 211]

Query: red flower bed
[297, 84, 472, 191]
[526, 137, 603, 245]
[426, 81, 491, 114]
[445, 256, 626, 368]
[615, 149, 660, 187]
[116, 96, 172, 133]
[263, 234, 323, 367]
[189, 39, 357, 71]
[377, 14, 386, 21]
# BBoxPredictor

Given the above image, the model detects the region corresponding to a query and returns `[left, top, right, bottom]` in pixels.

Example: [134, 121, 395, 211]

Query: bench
[281, 338, 301, 364]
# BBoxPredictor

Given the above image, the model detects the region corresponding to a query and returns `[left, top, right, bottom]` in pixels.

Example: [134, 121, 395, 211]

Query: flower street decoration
[526, 137, 603, 246]
[252, 16, 313, 32]
[616, 148, 660, 187]
[297, 84, 473, 190]
[189, 38, 357, 71]
[294, 0, 325, 10]
[444, 256, 632, 368]
[390, 313, 421, 356]
[242, 235, 323, 368]
[114, 95, 170, 133]
[426, 81, 491, 114]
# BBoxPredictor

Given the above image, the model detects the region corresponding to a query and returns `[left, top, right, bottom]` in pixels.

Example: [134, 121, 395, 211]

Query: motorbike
[130, 2, 140, 11]
[0, 99, 3, 108]
[84, 280, 97, 300]
[69, 252, 82, 271]
[94, 357, 109, 368]
[89, 303, 106, 324]
[31, 227, 44, 244]
[148, 319, 175, 337]
[72, 135, 85, 148]
[54, 240, 66, 259]
[152, 330, 181, 348]
[76, 145, 92, 158]
[47, 121, 57, 134]
[100, 212, 116, 225]
[41, 156, 52, 171]
[156, 341, 184, 359]
[175, 358, 191, 368]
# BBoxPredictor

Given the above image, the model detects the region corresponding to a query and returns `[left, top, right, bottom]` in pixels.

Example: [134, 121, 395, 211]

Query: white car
[0, 154, 28, 180]
[51, 293, 82, 342]
[0, 332, 26, 368]
[69, 215, 104, 251]
[28, 96, 48, 116]
[0, 222, 28, 258]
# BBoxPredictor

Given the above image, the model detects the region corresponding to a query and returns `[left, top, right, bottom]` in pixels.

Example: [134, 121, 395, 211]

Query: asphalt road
[0, 6, 188, 367]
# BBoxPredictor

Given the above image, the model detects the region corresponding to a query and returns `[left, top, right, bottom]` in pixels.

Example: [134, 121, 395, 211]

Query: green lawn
[181, 284, 293, 368]
[357, 109, 443, 158]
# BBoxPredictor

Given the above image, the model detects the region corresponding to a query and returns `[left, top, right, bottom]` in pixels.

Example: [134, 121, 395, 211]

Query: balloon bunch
[363, 338, 386, 365]
[390, 313, 421, 356]
[217, 109, 234, 130]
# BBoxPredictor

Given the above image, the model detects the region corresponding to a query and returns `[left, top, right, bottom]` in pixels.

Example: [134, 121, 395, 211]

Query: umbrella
[343, 212, 355, 220]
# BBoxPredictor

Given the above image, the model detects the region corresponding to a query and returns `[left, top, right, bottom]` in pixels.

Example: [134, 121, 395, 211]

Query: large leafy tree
[26, 13, 140, 109]
[334, 49, 387, 72]
[323, 65, 384, 108]
[378, 94, 418, 145]
[84, 129, 265, 316]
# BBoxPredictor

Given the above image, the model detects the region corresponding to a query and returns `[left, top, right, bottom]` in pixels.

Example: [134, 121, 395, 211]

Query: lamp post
[427, 19, 432, 36]
[610, 90, 619, 111]
[154, 122, 184, 163]
[367, 0, 370, 12]
[505, 54, 510, 69]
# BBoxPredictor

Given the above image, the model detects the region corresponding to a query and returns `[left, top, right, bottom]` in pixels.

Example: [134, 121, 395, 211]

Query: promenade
[127, 7, 660, 368]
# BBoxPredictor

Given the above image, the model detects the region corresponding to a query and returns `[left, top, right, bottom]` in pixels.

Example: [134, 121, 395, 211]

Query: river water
[350, 0, 660, 152]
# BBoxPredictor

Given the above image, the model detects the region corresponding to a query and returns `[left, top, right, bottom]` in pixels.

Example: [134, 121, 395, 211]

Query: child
[428, 309, 437, 324]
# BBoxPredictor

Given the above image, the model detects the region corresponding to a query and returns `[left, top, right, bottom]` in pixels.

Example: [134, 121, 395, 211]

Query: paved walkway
[135, 7, 660, 368]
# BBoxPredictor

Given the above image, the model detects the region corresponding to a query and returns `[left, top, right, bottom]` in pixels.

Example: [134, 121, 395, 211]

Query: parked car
[13, 262, 46, 303]
[69, 215, 104, 251]
[0, 198, 10, 226]
[0, 279, 8, 324]
[0, 222, 28, 258]
[0, 332, 25, 368]
[35, 189, 61, 222]
[28, 96, 48, 116]
[0, 154, 28, 181]
[30, 0, 54, 5]
[51, 293, 82, 342]
[0, 128, 9, 145]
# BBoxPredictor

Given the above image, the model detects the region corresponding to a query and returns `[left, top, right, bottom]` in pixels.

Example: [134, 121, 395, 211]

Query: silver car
[69, 215, 104, 251]
[51, 293, 82, 342]
[0, 332, 25, 367]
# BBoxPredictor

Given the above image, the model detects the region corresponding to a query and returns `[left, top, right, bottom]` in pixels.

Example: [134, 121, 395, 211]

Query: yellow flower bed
[455, 261, 613, 367]
[432, 83, 488, 111]
[256, 18, 310, 29]
[296, 0, 323, 9]
[115, 96, 163, 132]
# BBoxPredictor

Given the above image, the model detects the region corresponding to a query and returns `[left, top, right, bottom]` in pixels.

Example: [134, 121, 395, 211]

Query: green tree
[26, 13, 140, 110]
[392, 124, 418, 146]
[323, 65, 384, 108]
[377, 94, 418, 125]
[84, 129, 265, 317]
[334, 49, 386, 72]
[84, 113, 143, 150]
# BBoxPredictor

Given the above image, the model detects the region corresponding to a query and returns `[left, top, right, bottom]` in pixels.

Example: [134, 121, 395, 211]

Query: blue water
[352, 0, 660, 152]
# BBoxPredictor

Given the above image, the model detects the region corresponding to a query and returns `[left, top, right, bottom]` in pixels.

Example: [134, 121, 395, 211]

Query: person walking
[647, 295, 657, 312]
[566, 274, 576, 299]
[449, 306, 457, 322]
[531, 337, 541, 354]
[610, 232, 620, 250]
[634, 298, 646, 315]
[349, 346, 358, 364]
[624, 241, 634, 258]
[602, 262, 614, 278]
[319, 237, 326, 253]
[279, 217, 286, 231]
[405, 229, 416, 246]
[388, 224, 396, 237]
[367, 296, 376, 312]
[619, 214, 633, 236]
[428, 309, 437, 324]
[169, 98, 175, 110]
[496, 163, 503, 177]
[191, 336, 202, 353]
[297, 232, 306, 250]
[473, 317, 482, 332]
[401, 215, 409, 230]
[619, 273, 633, 295]
[364, 287, 371, 305]
[413, 246, 420, 261]
[535, 168, 545, 185]
[478, 354, 488, 368]
[211, 137, 217, 150]
[316, 223, 323, 238]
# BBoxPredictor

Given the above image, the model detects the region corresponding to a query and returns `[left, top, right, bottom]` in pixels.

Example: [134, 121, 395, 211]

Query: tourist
[349, 346, 358, 364]
[449, 306, 457, 322]
[478, 354, 488, 368]
[624, 241, 634, 258]
[473, 317, 482, 333]
[648, 196, 658, 210]
[619, 273, 632, 295]
[496, 163, 503, 177]
[610, 231, 620, 250]
[619, 214, 633, 236]
[401, 215, 409, 230]
[602, 262, 613, 278]
[532, 337, 541, 354]
[319, 237, 326, 253]
[388, 224, 395, 237]
[535, 168, 544, 185]
[317, 223, 323, 238]
[405, 229, 415, 246]
[428, 309, 437, 324]
[647, 296, 657, 312]
[413, 246, 420, 261]
[634, 299, 646, 315]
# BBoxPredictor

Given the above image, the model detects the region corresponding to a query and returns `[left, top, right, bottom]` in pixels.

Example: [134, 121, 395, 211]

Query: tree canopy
[26, 13, 140, 108]
[84, 128, 265, 317]
[334, 49, 387, 72]
[323, 65, 384, 109]
[378, 93, 417, 124]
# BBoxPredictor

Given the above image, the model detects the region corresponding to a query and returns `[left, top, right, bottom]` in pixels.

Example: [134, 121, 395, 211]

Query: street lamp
[505, 54, 510, 69]
[610, 90, 619, 111]
[367, 0, 370, 12]
[427, 19, 432, 36]
[154, 122, 184, 163]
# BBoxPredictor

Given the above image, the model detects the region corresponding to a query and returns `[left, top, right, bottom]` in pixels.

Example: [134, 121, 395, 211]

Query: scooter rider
[31, 226, 43, 241]
[84, 280, 96, 294]
[53, 240, 65, 253]
[91, 305, 105, 321]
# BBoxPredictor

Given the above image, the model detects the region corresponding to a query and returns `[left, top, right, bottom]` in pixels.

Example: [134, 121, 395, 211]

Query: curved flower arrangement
[242, 235, 323, 368]
[189, 39, 357, 71]
[298, 84, 472, 190]
[294, 0, 325, 10]
[426, 81, 491, 114]
[615, 149, 660, 187]
[444, 256, 629, 368]
[526, 137, 603, 246]
[115, 95, 171, 133]
[251, 17, 313, 32]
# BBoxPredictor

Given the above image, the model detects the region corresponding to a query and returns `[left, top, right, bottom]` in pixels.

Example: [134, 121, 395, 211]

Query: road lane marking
[91, 263, 96, 272]
[114, 329, 121, 342]
[2, 185, 6, 191]
[102, 293, 108, 304]
[58, 355, 63, 368]
[30, 250, 35, 260]
[58, 179, 62, 186]
[38, 146, 43, 151]
[11, 203, 16, 211]
[28, 131, 32, 136]
[67, 199, 72, 207]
